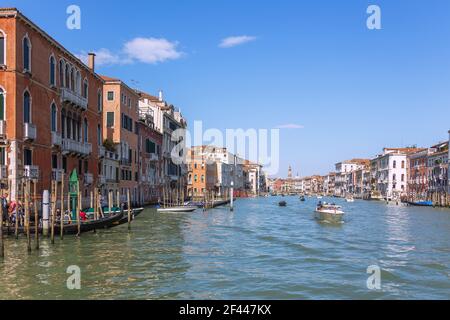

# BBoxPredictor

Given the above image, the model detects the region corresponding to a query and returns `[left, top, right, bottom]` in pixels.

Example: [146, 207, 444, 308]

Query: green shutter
[0, 93, 4, 120]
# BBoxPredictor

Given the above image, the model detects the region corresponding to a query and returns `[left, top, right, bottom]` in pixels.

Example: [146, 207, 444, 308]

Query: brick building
[0, 8, 103, 202]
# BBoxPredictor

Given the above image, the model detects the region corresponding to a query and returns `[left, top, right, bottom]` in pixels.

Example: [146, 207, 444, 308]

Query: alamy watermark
[66, 5, 81, 30]
[367, 5, 382, 30]
[367, 265, 382, 290]
[66, 265, 81, 290]
[170, 121, 281, 175]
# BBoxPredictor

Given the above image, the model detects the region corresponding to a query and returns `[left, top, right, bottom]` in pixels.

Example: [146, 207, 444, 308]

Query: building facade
[0, 8, 103, 203]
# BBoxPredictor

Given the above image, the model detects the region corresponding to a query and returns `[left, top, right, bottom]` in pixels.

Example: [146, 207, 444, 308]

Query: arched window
[59, 60, 65, 87]
[51, 103, 57, 132]
[0, 30, 5, 65]
[97, 90, 102, 112]
[67, 111, 72, 139]
[49, 56, 56, 86]
[23, 36, 31, 71]
[61, 109, 66, 139]
[83, 79, 89, 99]
[70, 68, 75, 90]
[83, 118, 88, 143]
[23, 91, 31, 123]
[76, 70, 81, 95]
[0, 87, 5, 121]
[65, 64, 70, 89]
[97, 124, 102, 146]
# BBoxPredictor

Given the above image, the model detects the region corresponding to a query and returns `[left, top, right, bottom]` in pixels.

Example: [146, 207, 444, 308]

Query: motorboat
[314, 202, 344, 223]
[157, 206, 197, 213]
[407, 200, 433, 207]
[279, 201, 287, 207]
[345, 197, 355, 203]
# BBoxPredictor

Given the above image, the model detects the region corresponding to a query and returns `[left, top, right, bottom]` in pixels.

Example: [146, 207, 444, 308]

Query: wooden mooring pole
[127, 189, 131, 231]
[26, 180, 31, 253]
[60, 173, 65, 240]
[51, 181, 56, 244]
[1, 188, 4, 258]
[34, 182, 39, 250]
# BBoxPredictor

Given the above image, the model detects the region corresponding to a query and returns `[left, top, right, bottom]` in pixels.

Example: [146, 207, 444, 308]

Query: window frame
[0, 29, 6, 66]
[22, 34, 32, 72]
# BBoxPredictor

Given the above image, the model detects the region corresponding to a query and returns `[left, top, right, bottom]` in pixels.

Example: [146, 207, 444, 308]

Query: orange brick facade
[0, 9, 102, 201]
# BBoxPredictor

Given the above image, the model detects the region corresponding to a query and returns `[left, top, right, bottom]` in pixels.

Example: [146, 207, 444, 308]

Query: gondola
[2, 210, 124, 236]
[279, 201, 287, 207]
[407, 201, 434, 207]
[108, 207, 145, 227]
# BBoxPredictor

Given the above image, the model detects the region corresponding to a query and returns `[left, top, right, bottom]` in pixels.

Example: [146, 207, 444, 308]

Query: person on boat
[55, 209, 62, 222]
[80, 211, 87, 222]
[63, 211, 72, 224]
[317, 201, 323, 210]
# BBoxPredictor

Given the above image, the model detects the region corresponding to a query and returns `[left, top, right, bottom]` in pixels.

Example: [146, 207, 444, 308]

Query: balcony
[62, 139, 92, 157]
[99, 146, 106, 158]
[120, 158, 132, 166]
[98, 175, 106, 185]
[84, 173, 93, 186]
[23, 123, 36, 141]
[61, 87, 88, 110]
[24, 165, 39, 180]
[52, 169, 63, 182]
[0, 120, 5, 138]
[0, 165, 7, 180]
[149, 153, 159, 162]
[51, 131, 62, 147]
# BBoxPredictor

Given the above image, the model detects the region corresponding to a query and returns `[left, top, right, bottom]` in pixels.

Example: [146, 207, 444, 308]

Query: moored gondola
[2, 210, 124, 236]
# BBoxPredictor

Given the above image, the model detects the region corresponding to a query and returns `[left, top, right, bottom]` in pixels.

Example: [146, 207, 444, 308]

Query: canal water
[0, 197, 449, 300]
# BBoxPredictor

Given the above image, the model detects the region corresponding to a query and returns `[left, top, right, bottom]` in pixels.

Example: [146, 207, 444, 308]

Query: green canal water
[0, 197, 449, 300]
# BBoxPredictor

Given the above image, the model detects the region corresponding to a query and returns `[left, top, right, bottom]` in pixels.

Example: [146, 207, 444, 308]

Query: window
[0, 31, 4, 65]
[51, 103, 57, 132]
[393, 161, 396, 169]
[145, 139, 156, 154]
[49, 56, 56, 86]
[97, 90, 102, 112]
[52, 154, 58, 169]
[0, 87, 4, 121]
[0, 147, 6, 166]
[401, 161, 405, 169]
[97, 124, 102, 146]
[107, 91, 114, 101]
[24, 148, 32, 166]
[23, 36, 31, 71]
[83, 118, 88, 143]
[59, 60, 65, 87]
[23, 91, 31, 123]
[401, 174, 405, 182]
[62, 156, 67, 173]
[106, 112, 114, 128]
[83, 79, 88, 98]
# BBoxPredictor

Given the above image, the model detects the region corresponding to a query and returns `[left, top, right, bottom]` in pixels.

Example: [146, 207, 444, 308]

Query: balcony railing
[62, 139, 92, 156]
[98, 175, 106, 185]
[23, 123, 36, 141]
[99, 146, 106, 158]
[61, 87, 88, 110]
[120, 159, 132, 166]
[149, 153, 159, 162]
[84, 173, 93, 186]
[51, 131, 62, 147]
[0, 120, 6, 137]
[0, 165, 7, 180]
[24, 165, 39, 180]
[52, 169, 63, 182]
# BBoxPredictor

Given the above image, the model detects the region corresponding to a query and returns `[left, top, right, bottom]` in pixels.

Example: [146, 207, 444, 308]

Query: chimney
[158, 90, 163, 102]
[88, 53, 96, 71]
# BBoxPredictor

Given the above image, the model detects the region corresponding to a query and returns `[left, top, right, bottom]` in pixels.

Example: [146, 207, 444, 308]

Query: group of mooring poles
[1, 173, 134, 259]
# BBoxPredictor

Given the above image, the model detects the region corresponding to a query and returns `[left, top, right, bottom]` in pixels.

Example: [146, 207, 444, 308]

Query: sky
[3, 0, 450, 177]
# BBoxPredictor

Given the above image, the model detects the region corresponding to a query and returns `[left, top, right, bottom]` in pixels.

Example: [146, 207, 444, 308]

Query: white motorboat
[314, 203, 344, 223]
[157, 206, 197, 213]
[345, 197, 355, 203]
[317, 196, 323, 199]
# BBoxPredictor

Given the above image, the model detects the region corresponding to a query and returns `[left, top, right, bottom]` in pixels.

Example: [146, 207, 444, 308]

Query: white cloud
[276, 124, 305, 129]
[77, 37, 183, 67]
[124, 37, 182, 64]
[219, 35, 257, 48]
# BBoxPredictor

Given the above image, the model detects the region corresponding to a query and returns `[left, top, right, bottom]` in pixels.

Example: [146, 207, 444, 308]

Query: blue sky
[4, 0, 450, 177]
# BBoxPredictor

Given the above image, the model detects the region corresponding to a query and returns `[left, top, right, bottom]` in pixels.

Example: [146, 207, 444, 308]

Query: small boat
[279, 201, 287, 207]
[317, 196, 323, 199]
[300, 196, 306, 202]
[314, 203, 344, 223]
[157, 206, 197, 213]
[345, 197, 355, 203]
[407, 201, 434, 207]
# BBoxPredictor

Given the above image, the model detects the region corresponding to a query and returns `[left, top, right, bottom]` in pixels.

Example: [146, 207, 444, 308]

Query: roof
[0, 8, 103, 81]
